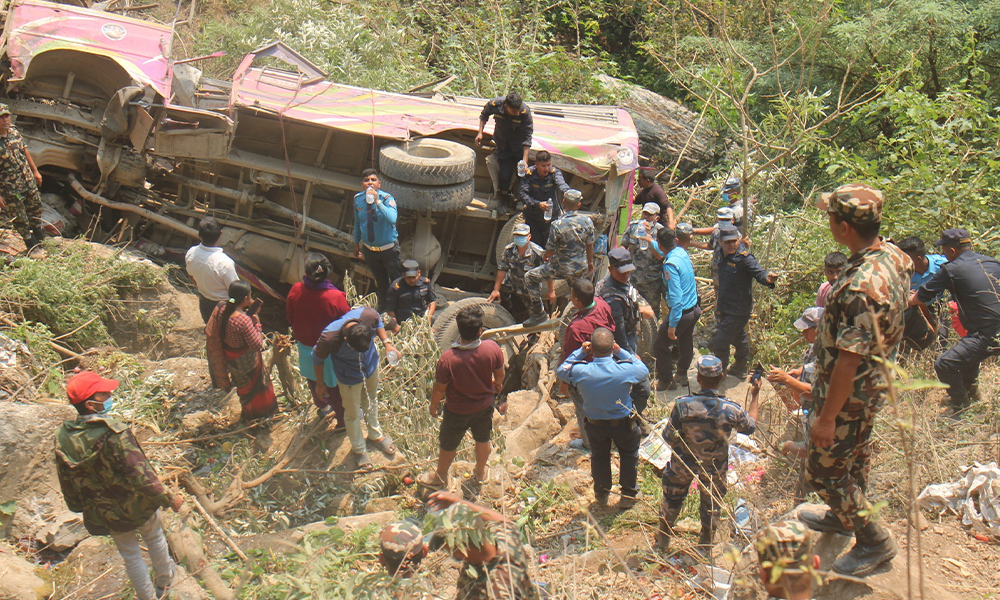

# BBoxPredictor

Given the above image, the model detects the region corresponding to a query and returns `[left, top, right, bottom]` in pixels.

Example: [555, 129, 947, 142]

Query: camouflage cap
[675, 222, 693, 236]
[755, 519, 814, 572]
[723, 177, 741, 192]
[512, 223, 531, 236]
[696, 355, 724, 377]
[716, 207, 735, 221]
[379, 521, 424, 565]
[641, 202, 660, 214]
[0, 103, 9, 116]
[817, 183, 884, 224]
[564, 189, 583, 203]
[794, 306, 824, 331]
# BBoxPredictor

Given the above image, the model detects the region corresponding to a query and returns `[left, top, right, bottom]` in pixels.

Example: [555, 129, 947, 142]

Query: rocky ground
[0, 240, 998, 599]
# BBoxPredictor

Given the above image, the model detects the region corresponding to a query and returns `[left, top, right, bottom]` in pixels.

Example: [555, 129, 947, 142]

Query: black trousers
[585, 417, 640, 498]
[497, 154, 518, 197]
[711, 311, 751, 371]
[935, 331, 999, 402]
[523, 215, 552, 249]
[654, 305, 702, 387]
[361, 244, 401, 311]
[631, 378, 651, 415]
[198, 296, 218, 324]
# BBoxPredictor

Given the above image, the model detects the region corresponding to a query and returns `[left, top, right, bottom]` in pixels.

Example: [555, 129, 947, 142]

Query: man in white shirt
[185, 217, 238, 323]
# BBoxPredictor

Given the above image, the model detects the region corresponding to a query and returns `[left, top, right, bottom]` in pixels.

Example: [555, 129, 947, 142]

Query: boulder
[0, 400, 76, 540]
[553, 402, 576, 426]
[500, 390, 540, 431]
[0, 543, 46, 600]
[503, 402, 561, 468]
[38, 510, 89, 551]
[363, 496, 400, 514]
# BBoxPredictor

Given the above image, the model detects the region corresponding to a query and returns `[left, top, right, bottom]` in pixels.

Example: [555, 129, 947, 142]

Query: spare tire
[433, 297, 516, 349]
[379, 139, 476, 186]
[380, 176, 475, 212]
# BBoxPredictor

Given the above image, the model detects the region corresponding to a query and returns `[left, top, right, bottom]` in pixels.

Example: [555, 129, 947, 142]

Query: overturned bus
[1, 0, 641, 336]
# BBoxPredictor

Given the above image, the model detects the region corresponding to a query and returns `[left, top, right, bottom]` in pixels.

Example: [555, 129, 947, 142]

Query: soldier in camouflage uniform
[379, 521, 427, 577]
[0, 103, 44, 250]
[801, 183, 911, 578]
[488, 223, 552, 317]
[522, 189, 595, 327]
[55, 372, 183, 600]
[657, 355, 759, 551]
[620, 202, 665, 317]
[426, 491, 541, 600]
[755, 519, 819, 600]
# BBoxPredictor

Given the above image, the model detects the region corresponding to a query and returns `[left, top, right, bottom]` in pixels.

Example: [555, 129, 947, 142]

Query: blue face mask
[721, 193, 730, 204]
[97, 396, 114, 414]
[513, 236, 528, 248]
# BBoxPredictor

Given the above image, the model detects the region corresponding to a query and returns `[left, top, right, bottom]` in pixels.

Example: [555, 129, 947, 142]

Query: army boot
[728, 362, 748, 379]
[799, 507, 852, 535]
[654, 530, 671, 551]
[521, 308, 547, 328]
[832, 521, 897, 577]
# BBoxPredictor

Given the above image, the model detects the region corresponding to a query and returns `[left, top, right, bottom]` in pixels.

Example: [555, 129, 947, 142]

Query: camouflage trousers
[0, 181, 42, 241]
[659, 458, 726, 536]
[633, 280, 663, 318]
[524, 262, 585, 311]
[804, 414, 874, 531]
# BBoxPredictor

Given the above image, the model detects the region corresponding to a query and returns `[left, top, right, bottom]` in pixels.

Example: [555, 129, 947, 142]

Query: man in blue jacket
[652, 227, 702, 391]
[558, 327, 649, 509]
[712, 225, 778, 378]
[353, 169, 400, 311]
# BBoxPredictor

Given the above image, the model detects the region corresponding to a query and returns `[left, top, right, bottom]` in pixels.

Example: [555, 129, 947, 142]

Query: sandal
[355, 452, 374, 471]
[371, 434, 397, 456]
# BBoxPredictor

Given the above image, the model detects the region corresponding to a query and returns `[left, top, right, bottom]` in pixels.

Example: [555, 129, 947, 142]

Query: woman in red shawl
[206, 280, 277, 421]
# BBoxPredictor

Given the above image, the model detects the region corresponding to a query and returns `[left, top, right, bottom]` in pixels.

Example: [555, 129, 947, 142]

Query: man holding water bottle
[518, 150, 570, 248]
[621, 202, 666, 317]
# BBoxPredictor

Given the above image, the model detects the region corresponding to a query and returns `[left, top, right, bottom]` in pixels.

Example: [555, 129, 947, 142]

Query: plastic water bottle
[517, 160, 527, 178]
[734, 498, 752, 532]
[638, 222, 649, 251]
[386, 350, 400, 367]
[543, 197, 553, 221]
[365, 188, 376, 205]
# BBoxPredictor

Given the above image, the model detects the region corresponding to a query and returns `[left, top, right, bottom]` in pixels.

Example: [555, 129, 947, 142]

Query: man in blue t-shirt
[897, 236, 948, 350]
[313, 307, 400, 470]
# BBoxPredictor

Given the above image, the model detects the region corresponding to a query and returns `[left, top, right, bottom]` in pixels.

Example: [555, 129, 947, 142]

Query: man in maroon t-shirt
[559, 279, 615, 449]
[429, 305, 506, 487]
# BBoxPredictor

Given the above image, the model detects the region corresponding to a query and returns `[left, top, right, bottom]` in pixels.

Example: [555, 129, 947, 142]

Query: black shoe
[799, 507, 852, 535]
[728, 364, 748, 379]
[832, 522, 897, 577]
[655, 530, 671, 551]
[967, 384, 981, 402]
[698, 527, 714, 547]
[595, 492, 609, 506]
[521, 311, 547, 328]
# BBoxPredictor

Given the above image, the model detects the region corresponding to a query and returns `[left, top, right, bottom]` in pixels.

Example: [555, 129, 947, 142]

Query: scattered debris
[917, 462, 1000, 536]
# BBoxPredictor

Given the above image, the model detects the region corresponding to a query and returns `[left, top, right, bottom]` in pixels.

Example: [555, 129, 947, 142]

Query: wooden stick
[190, 494, 248, 561]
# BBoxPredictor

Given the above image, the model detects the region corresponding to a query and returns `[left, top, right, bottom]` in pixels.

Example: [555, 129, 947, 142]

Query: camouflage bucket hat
[379, 521, 424, 564]
[695, 355, 724, 377]
[675, 222, 693, 236]
[755, 519, 813, 572]
[564, 189, 583, 203]
[817, 183, 883, 224]
[0, 103, 10, 116]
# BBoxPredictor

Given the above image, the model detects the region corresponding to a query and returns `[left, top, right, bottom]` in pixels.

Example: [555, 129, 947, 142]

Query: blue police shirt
[556, 347, 650, 420]
[662, 246, 698, 327]
[312, 307, 384, 385]
[911, 254, 946, 291]
[353, 189, 398, 247]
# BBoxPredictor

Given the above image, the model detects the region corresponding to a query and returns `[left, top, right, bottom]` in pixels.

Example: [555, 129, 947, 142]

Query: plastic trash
[733, 498, 753, 534]
[639, 417, 673, 470]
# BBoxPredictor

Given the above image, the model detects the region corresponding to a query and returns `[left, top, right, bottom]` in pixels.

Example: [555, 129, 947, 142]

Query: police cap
[716, 207, 735, 221]
[723, 177, 741, 192]
[641, 202, 660, 215]
[675, 222, 693, 236]
[608, 247, 636, 273]
[817, 183, 884, 224]
[755, 519, 814, 572]
[718, 225, 740, 242]
[402, 259, 420, 277]
[696, 355, 724, 377]
[934, 228, 971, 247]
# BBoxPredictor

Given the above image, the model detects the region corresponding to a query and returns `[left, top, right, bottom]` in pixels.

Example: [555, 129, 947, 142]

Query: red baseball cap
[66, 371, 119, 404]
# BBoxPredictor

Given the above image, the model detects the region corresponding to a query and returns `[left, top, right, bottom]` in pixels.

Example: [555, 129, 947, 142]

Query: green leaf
[0, 500, 15, 516]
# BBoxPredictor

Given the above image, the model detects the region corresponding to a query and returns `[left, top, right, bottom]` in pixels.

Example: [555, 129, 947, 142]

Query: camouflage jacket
[663, 389, 756, 472]
[620, 219, 665, 285]
[55, 415, 172, 535]
[498, 241, 545, 293]
[546, 211, 595, 275]
[456, 521, 540, 600]
[0, 126, 34, 194]
[812, 240, 912, 420]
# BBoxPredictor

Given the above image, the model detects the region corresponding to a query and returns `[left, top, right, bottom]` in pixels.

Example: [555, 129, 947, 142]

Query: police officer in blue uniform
[353, 168, 400, 311]
[518, 150, 570, 248]
[711, 225, 778, 378]
[476, 91, 533, 214]
[911, 228, 1000, 407]
[385, 259, 437, 324]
